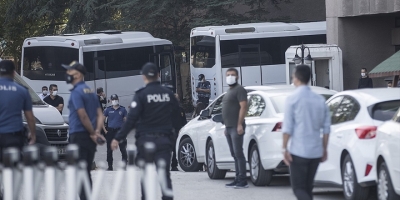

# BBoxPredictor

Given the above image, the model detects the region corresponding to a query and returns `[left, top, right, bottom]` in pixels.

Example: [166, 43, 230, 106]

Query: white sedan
[315, 88, 400, 200]
[375, 107, 400, 200]
[176, 85, 336, 186]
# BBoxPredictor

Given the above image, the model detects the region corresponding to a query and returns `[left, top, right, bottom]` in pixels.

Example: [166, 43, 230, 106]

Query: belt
[107, 127, 121, 131]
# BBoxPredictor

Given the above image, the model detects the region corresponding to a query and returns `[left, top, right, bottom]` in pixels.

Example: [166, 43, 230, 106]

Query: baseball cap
[141, 62, 159, 77]
[110, 94, 119, 100]
[62, 61, 87, 75]
[0, 60, 15, 74]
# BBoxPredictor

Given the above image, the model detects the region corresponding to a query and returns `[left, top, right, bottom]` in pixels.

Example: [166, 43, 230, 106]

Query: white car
[176, 85, 336, 186]
[375, 107, 400, 200]
[315, 88, 400, 200]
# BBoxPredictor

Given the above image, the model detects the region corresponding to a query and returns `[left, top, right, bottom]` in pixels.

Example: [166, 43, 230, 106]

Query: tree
[242, 0, 292, 22]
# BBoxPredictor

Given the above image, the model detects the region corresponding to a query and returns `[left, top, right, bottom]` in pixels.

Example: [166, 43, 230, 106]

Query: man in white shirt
[38, 86, 49, 100]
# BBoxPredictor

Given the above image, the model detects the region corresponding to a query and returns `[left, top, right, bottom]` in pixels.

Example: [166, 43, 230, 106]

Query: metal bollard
[76, 161, 92, 200]
[126, 145, 138, 200]
[44, 147, 58, 200]
[23, 146, 39, 200]
[143, 142, 157, 200]
[109, 161, 126, 200]
[65, 144, 79, 200]
[91, 161, 106, 200]
[3, 148, 20, 200]
[157, 159, 173, 198]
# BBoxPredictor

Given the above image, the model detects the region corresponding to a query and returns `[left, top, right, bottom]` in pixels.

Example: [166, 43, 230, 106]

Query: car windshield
[370, 100, 400, 121]
[270, 94, 333, 113]
[14, 74, 46, 105]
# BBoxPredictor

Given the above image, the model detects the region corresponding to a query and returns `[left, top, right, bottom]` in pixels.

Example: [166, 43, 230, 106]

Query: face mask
[52, 91, 58, 96]
[226, 75, 237, 85]
[361, 73, 366, 77]
[43, 90, 48, 95]
[65, 74, 74, 84]
[111, 100, 119, 106]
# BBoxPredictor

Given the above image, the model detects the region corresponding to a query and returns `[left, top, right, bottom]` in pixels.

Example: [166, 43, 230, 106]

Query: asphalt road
[90, 132, 377, 200]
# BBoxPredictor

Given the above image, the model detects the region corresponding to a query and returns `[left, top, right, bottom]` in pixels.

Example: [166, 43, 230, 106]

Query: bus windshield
[23, 46, 79, 81]
[191, 36, 215, 68]
[14, 73, 46, 105]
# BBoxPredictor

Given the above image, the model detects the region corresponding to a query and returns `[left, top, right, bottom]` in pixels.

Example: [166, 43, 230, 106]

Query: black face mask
[65, 74, 74, 84]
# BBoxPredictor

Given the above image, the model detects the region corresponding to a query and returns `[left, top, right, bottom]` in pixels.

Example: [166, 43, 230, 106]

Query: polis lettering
[0, 85, 17, 91]
[147, 93, 170, 103]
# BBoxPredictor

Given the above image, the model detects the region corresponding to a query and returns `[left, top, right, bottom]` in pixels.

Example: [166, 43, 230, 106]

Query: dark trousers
[105, 128, 127, 166]
[0, 131, 25, 163]
[136, 134, 173, 200]
[69, 133, 96, 200]
[171, 132, 178, 169]
[225, 127, 246, 182]
[198, 97, 209, 107]
[290, 154, 321, 200]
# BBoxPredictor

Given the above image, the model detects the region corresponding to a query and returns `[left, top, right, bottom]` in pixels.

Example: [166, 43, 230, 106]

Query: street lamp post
[292, 44, 313, 65]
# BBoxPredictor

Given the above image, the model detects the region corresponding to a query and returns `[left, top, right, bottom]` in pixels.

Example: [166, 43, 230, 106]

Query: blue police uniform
[104, 105, 128, 168]
[115, 81, 179, 200]
[0, 77, 32, 160]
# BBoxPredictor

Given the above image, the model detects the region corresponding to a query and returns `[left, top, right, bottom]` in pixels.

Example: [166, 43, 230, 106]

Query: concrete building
[326, 0, 400, 89]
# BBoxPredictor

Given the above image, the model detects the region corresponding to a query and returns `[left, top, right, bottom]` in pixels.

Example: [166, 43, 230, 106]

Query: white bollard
[91, 161, 106, 200]
[65, 144, 79, 200]
[22, 146, 39, 200]
[44, 147, 58, 200]
[143, 142, 157, 200]
[126, 145, 138, 200]
[2, 148, 19, 200]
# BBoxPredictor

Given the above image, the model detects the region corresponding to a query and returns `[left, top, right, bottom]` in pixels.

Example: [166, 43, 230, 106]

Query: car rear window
[370, 100, 400, 121]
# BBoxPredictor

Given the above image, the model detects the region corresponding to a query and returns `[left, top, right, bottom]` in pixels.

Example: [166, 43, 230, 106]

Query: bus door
[239, 45, 262, 86]
[149, 53, 175, 91]
[93, 57, 107, 104]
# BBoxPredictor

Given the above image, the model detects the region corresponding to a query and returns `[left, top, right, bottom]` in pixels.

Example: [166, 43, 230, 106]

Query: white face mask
[111, 100, 119, 106]
[226, 75, 237, 85]
[361, 73, 366, 77]
[43, 90, 48, 95]
[52, 91, 57, 96]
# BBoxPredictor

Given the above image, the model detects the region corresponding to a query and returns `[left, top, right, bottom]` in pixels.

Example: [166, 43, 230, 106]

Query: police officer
[103, 94, 128, 171]
[0, 60, 36, 161]
[170, 93, 187, 171]
[62, 61, 106, 200]
[111, 62, 179, 200]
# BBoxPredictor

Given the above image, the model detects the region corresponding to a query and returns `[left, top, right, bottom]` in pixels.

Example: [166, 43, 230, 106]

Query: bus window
[191, 36, 215, 68]
[160, 54, 173, 86]
[23, 46, 78, 80]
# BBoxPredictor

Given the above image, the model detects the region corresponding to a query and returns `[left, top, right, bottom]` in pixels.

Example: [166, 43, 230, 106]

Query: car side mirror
[212, 114, 224, 124]
[200, 109, 210, 118]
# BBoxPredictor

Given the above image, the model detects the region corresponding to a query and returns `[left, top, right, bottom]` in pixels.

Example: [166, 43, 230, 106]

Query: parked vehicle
[15, 73, 69, 157]
[176, 85, 336, 186]
[314, 88, 400, 200]
[375, 107, 400, 200]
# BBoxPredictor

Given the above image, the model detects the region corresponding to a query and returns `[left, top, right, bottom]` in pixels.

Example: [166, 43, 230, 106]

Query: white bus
[21, 31, 176, 122]
[190, 21, 326, 103]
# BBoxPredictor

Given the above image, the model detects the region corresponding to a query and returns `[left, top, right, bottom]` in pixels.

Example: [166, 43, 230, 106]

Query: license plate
[58, 147, 66, 155]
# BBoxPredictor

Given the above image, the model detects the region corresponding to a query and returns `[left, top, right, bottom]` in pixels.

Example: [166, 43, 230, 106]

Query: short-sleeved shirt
[68, 81, 100, 134]
[222, 84, 247, 127]
[44, 95, 64, 114]
[0, 77, 32, 133]
[103, 106, 127, 129]
[196, 81, 211, 98]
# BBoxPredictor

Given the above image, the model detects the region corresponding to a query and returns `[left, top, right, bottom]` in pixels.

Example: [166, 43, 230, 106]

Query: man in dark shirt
[44, 84, 64, 114]
[358, 68, 373, 89]
[97, 87, 107, 111]
[196, 74, 211, 107]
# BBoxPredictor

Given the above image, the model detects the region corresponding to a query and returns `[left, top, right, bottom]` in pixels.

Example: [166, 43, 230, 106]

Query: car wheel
[342, 155, 370, 200]
[377, 162, 400, 200]
[206, 140, 227, 179]
[249, 143, 273, 186]
[178, 137, 202, 172]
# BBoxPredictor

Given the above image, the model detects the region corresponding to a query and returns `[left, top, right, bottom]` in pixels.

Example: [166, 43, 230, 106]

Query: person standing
[97, 87, 107, 111]
[357, 68, 373, 89]
[196, 74, 211, 107]
[282, 64, 331, 200]
[43, 84, 64, 114]
[170, 93, 187, 171]
[0, 60, 36, 161]
[38, 86, 49, 100]
[62, 61, 106, 200]
[111, 62, 179, 200]
[103, 94, 128, 171]
[222, 68, 248, 189]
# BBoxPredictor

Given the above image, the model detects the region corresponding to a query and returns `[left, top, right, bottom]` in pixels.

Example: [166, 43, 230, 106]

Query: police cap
[62, 61, 87, 75]
[141, 62, 159, 77]
[110, 94, 119, 100]
[0, 60, 15, 74]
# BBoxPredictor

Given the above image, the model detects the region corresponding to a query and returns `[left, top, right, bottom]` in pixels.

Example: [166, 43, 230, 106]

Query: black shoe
[107, 166, 113, 171]
[225, 180, 237, 188]
[234, 181, 249, 189]
[171, 167, 179, 171]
